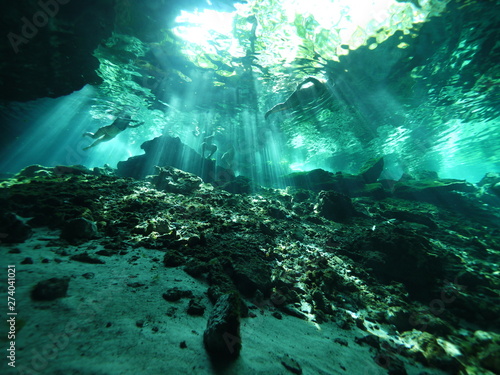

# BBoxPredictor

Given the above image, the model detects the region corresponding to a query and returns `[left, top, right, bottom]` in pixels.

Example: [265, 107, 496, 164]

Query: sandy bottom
[2, 228, 447, 375]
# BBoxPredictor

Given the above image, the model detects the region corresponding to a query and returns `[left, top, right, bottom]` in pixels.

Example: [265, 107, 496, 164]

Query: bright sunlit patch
[291, 134, 305, 148]
[173, 9, 244, 58]
[174, 9, 234, 45]
[290, 162, 306, 171]
[170, 0, 443, 71]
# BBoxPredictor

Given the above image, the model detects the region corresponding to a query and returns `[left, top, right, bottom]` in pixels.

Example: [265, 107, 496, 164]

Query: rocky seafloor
[1, 163, 499, 375]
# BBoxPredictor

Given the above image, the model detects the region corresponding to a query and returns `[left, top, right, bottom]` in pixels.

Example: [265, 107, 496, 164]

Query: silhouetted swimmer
[83, 115, 144, 150]
[265, 77, 329, 120]
[201, 134, 217, 159]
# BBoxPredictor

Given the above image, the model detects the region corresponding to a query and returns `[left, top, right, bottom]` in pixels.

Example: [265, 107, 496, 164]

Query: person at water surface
[83, 115, 144, 150]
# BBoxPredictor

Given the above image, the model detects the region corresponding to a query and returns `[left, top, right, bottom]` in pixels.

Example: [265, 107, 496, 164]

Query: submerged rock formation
[1, 165, 500, 373]
[117, 135, 235, 186]
[203, 292, 242, 360]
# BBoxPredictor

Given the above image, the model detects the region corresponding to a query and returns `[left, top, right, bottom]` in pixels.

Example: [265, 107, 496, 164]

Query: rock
[21, 257, 34, 264]
[281, 354, 302, 374]
[53, 165, 90, 176]
[413, 170, 439, 180]
[376, 351, 408, 375]
[116, 135, 234, 184]
[354, 182, 387, 199]
[478, 172, 500, 198]
[92, 164, 116, 176]
[401, 331, 461, 372]
[383, 210, 438, 229]
[203, 293, 242, 360]
[14, 165, 53, 179]
[280, 305, 308, 320]
[393, 179, 477, 204]
[162, 288, 193, 302]
[359, 157, 384, 183]
[288, 188, 312, 203]
[477, 172, 500, 187]
[60, 217, 98, 242]
[398, 173, 414, 182]
[285, 169, 366, 197]
[341, 226, 443, 299]
[334, 338, 348, 346]
[31, 277, 70, 301]
[0, 212, 33, 243]
[163, 250, 184, 267]
[70, 252, 105, 264]
[492, 182, 500, 196]
[219, 176, 253, 194]
[480, 344, 500, 374]
[187, 298, 206, 316]
[315, 190, 357, 222]
[269, 310, 282, 320]
[150, 166, 202, 194]
[231, 260, 272, 297]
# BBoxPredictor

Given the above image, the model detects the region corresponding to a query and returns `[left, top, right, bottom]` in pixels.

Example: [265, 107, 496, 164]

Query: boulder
[60, 217, 98, 242]
[203, 293, 242, 360]
[150, 166, 202, 194]
[284, 169, 365, 195]
[341, 227, 443, 299]
[117, 135, 235, 185]
[359, 157, 384, 183]
[31, 277, 70, 301]
[393, 178, 477, 205]
[315, 191, 357, 222]
[0, 212, 32, 243]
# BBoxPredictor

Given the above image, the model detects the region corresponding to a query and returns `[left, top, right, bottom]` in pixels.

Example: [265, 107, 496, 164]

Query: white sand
[1, 228, 447, 375]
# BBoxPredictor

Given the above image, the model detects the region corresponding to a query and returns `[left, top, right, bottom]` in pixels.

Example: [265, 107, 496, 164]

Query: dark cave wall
[0, 0, 117, 102]
[0, 0, 245, 103]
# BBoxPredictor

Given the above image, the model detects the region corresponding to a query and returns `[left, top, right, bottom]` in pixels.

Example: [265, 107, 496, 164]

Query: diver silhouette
[201, 134, 217, 159]
[83, 115, 144, 150]
[265, 77, 329, 120]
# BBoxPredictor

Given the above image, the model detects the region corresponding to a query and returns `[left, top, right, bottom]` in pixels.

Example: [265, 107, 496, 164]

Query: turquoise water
[0, 0, 498, 185]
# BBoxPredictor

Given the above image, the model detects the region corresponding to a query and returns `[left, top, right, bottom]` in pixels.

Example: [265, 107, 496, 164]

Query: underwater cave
[0, 0, 499, 374]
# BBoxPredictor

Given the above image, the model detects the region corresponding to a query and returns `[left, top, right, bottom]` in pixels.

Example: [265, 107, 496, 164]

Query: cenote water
[0, 1, 499, 375]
